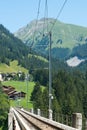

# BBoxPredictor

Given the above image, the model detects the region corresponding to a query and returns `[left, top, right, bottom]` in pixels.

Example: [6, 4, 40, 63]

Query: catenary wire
[32, 0, 41, 46]
[50, 0, 68, 32]
[43, 0, 48, 35]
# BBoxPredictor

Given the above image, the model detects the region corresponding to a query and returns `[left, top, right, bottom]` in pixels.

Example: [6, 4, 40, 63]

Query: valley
[0, 18, 87, 130]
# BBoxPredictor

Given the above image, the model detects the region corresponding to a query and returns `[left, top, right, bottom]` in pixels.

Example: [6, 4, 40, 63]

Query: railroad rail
[8, 107, 79, 130]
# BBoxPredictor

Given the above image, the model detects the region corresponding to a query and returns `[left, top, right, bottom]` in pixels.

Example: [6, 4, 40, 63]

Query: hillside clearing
[0, 60, 28, 73]
[2, 81, 35, 108]
[2, 80, 45, 109]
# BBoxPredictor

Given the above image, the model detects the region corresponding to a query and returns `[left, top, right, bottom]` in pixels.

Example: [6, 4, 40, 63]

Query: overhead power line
[36, 0, 41, 25]
[32, 0, 41, 45]
[50, 0, 68, 32]
[43, 0, 48, 35]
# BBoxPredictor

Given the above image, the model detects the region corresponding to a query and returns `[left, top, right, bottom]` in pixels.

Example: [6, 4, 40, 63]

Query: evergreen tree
[42, 88, 49, 111]
[0, 82, 10, 127]
[31, 69, 87, 118]
[30, 82, 43, 109]
[83, 93, 87, 118]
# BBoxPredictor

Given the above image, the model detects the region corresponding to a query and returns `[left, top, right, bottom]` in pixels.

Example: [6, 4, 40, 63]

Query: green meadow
[2, 80, 35, 109]
[0, 60, 28, 73]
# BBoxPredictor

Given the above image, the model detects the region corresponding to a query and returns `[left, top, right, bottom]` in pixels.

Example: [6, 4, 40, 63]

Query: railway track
[12, 108, 78, 130]
[13, 108, 63, 130]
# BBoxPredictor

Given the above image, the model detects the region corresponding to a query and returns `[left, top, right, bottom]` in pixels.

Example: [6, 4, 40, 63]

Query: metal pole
[49, 32, 52, 118]
[19, 73, 21, 107]
[26, 74, 29, 109]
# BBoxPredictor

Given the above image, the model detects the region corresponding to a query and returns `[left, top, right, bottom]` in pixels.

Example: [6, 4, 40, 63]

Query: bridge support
[49, 109, 53, 120]
[30, 108, 34, 113]
[72, 113, 82, 130]
[37, 109, 41, 116]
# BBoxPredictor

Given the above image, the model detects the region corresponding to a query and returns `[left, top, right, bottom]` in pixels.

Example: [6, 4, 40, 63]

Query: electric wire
[31, 0, 68, 50]
[43, 0, 48, 35]
[50, 0, 68, 32]
[32, 0, 41, 47]
[36, 0, 41, 28]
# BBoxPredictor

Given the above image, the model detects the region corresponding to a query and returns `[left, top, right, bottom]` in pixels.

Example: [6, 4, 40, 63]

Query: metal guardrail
[39, 109, 73, 127]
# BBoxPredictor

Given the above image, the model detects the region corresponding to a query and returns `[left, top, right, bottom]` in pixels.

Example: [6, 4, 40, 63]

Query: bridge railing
[8, 107, 87, 130]
[12, 107, 80, 130]
[53, 113, 72, 126]
[29, 108, 83, 130]
[36, 109, 72, 126]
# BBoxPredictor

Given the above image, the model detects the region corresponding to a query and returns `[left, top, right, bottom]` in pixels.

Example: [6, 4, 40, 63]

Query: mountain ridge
[0, 23, 87, 72]
[14, 18, 87, 60]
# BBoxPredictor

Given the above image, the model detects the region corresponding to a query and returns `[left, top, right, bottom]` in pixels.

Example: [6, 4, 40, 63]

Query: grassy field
[28, 54, 48, 63]
[2, 80, 35, 109]
[0, 60, 28, 73]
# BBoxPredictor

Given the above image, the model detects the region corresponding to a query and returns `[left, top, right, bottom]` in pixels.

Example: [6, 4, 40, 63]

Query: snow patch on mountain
[66, 56, 85, 67]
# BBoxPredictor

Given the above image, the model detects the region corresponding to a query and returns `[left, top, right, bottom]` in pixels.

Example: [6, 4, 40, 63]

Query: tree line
[30, 69, 87, 119]
[0, 82, 10, 130]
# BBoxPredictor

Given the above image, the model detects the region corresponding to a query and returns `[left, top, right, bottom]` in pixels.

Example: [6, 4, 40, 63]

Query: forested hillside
[0, 24, 29, 65]
[0, 24, 48, 72]
[0, 24, 87, 73]
[72, 43, 87, 58]
[31, 70, 87, 118]
[0, 24, 70, 73]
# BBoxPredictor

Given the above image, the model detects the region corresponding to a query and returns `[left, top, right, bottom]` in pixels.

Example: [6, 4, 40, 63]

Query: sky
[0, 0, 87, 33]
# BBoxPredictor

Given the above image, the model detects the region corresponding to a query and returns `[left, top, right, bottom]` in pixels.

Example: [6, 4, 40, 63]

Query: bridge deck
[8, 107, 79, 130]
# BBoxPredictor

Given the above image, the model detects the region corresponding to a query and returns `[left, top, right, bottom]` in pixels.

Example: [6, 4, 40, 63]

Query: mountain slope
[0, 60, 28, 73]
[14, 18, 87, 59]
[0, 24, 29, 65]
[0, 23, 86, 73]
[0, 25, 51, 72]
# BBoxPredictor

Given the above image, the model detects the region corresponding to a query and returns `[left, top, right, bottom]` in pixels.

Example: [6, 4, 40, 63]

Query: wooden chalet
[9, 91, 26, 99]
[2, 85, 26, 100]
[3, 85, 15, 95]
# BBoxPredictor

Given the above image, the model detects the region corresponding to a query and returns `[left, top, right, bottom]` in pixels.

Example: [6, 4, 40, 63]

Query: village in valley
[0, 72, 26, 100]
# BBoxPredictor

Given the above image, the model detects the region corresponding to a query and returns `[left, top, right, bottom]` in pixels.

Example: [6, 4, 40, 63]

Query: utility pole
[49, 31, 53, 119]
[26, 74, 29, 109]
[18, 72, 21, 107]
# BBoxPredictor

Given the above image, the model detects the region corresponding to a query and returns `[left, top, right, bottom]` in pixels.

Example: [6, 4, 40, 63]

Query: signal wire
[50, 0, 68, 32]
[32, 0, 41, 46]
[36, 0, 41, 27]
[43, 0, 48, 35]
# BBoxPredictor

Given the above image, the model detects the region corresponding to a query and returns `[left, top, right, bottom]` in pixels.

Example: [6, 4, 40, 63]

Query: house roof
[14, 91, 26, 95]
[8, 90, 17, 95]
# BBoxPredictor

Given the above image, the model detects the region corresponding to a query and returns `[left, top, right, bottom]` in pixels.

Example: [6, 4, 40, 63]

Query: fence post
[49, 109, 53, 120]
[30, 108, 34, 113]
[37, 109, 41, 116]
[72, 113, 82, 130]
